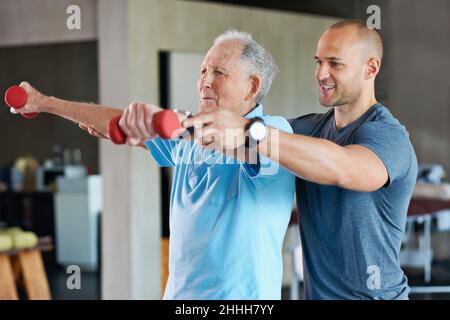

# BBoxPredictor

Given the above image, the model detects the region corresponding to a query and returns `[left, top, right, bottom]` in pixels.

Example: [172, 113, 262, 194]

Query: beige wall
[99, 0, 338, 299]
[386, 0, 450, 176]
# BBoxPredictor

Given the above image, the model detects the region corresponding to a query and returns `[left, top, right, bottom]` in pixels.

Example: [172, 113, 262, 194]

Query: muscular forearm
[258, 128, 348, 186]
[258, 128, 389, 192]
[258, 127, 388, 191]
[42, 96, 122, 137]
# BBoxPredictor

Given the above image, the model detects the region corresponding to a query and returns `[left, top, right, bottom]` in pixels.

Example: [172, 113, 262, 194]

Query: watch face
[250, 121, 267, 141]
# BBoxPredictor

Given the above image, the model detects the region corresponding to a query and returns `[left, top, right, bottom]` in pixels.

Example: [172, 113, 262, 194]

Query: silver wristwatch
[246, 117, 267, 147]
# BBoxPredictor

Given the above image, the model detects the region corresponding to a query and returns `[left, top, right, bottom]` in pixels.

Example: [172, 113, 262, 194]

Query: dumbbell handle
[108, 109, 185, 145]
[4, 86, 39, 119]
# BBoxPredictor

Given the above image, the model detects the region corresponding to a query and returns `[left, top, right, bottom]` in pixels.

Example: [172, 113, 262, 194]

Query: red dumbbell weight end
[153, 109, 182, 139]
[4, 86, 39, 119]
[108, 115, 127, 145]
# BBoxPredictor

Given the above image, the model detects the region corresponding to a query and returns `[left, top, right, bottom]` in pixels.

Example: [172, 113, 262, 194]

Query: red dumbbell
[108, 109, 184, 145]
[4, 86, 39, 119]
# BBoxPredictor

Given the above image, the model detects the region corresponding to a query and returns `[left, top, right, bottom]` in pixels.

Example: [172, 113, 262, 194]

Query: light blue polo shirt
[145, 104, 295, 300]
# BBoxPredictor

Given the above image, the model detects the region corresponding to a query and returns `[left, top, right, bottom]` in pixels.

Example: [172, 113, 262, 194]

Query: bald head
[327, 20, 383, 62]
[314, 20, 384, 107]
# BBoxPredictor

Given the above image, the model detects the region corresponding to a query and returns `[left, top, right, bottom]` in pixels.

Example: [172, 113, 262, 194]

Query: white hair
[214, 30, 278, 104]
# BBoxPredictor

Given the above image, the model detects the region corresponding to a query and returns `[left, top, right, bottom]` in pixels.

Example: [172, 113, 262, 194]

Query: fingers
[172, 126, 189, 139]
[79, 123, 88, 131]
[79, 123, 109, 139]
[195, 126, 220, 146]
[192, 120, 246, 151]
[119, 102, 157, 143]
[126, 136, 141, 146]
[118, 107, 132, 137]
[126, 103, 141, 138]
[19, 81, 30, 91]
[87, 126, 97, 137]
[144, 106, 155, 136]
[19, 81, 35, 96]
[135, 102, 149, 138]
[17, 81, 44, 113]
[182, 112, 215, 129]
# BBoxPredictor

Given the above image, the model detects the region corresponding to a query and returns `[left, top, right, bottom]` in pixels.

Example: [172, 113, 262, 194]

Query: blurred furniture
[0, 191, 54, 238]
[413, 183, 450, 200]
[0, 237, 53, 300]
[36, 166, 64, 192]
[402, 200, 435, 283]
[54, 175, 101, 271]
[403, 197, 450, 293]
[417, 164, 446, 185]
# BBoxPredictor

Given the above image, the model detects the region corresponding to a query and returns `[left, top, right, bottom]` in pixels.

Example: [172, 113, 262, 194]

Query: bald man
[184, 20, 418, 299]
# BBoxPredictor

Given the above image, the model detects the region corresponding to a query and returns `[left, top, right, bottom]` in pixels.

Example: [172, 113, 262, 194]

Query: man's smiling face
[314, 28, 367, 107]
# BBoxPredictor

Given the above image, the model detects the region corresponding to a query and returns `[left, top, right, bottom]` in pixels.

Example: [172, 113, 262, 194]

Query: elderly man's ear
[245, 75, 261, 101]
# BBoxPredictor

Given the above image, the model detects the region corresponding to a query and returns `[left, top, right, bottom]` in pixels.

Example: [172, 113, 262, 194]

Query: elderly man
[184, 20, 418, 300]
[14, 31, 295, 299]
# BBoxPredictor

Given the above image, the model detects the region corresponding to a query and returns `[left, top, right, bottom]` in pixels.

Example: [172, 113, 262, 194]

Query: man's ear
[246, 75, 261, 101]
[364, 57, 381, 80]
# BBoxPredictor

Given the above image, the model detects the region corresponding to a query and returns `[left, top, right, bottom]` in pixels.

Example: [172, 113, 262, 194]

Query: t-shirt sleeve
[241, 116, 293, 191]
[144, 137, 181, 167]
[289, 113, 323, 135]
[352, 121, 413, 187]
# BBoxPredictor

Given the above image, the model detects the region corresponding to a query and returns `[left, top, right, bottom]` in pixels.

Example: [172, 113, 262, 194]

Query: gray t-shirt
[289, 103, 418, 300]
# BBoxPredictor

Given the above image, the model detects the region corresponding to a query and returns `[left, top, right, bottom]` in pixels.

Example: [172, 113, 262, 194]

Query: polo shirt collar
[244, 104, 263, 119]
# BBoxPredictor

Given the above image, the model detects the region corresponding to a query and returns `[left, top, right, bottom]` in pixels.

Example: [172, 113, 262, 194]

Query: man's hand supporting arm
[258, 127, 389, 192]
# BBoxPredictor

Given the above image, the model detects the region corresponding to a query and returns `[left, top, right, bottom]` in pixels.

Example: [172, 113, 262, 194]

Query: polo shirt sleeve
[144, 137, 182, 167]
[241, 115, 294, 191]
